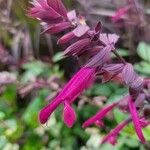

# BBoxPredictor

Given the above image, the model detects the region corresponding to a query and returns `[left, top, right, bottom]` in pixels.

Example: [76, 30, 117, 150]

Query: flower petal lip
[82, 102, 118, 128]
[67, 10, 77, 22]
[128, 96, 146, 143]
[63, 102, 77, 128]
[99, 33, 119, 46]
[72, 25, 90, 37]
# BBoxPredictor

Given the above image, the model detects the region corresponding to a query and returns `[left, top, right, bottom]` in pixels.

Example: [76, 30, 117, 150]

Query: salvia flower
[28, 0, 66, 22]
[39, 67, 96, 125]
[28, 0, 150, 146]
[101, 119, 130, 145]
[82, 102, 118, 128]
[112, 6, 130, 23]
[63, 22, 101, 56]
[82, 91, 150, 145]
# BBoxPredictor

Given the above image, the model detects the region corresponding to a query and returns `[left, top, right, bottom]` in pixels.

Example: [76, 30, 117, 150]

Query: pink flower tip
[39, 108, 49, 124]
[128, 96, 146, 143]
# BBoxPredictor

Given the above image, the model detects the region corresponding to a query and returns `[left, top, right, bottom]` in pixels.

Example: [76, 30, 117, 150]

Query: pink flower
[101, 119, 130, 145]
[47, 0, 67, 18]
[42, 22, 71, 34]
[64, 38, 91, 56]
[63, 22, 101, 56]
[112, 6, 130, 23]
[39, 67, 96, 125]
[28, 2, 90, 36]
[28, 0, 67, 23]
[128, 96, 146, 143]
[57, 32, 75, 45]
[101, 116, 149, 145]
[58, 24, 90, 45]
[82, 102, 118, 128]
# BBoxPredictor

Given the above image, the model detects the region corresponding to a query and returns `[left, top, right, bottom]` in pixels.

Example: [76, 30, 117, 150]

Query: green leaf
[53, 52, 66, 63]
[22, 133, 43, 150]
[0, 136, 8, 150]
[107, 88, 128, 104]
[113, 109, 128, 123]
[143, 126, 150, 141]
[21, 61, 49, 83]
[85, 83, 112, 97]
[125, 138, 139, 148]
[134, 61, 150, 75]
[112, 48, 130, 58]
[22, 97, 44, 128]
[137, 42, 150, 62]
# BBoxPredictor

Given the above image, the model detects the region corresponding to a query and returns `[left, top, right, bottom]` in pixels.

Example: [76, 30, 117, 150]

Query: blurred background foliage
[0, 0, 150, 150]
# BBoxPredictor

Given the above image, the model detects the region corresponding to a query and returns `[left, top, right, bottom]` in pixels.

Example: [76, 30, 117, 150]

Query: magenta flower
[47, 0, 67, 18]
[28, 0, 67, 23]
[112, 6, 130, 23]
[58, 24, 90, 45]
[101, 119, 130, 145]
[28, 1, 90, 37]
[63, 22, 101, 56]
[101, 116, 150, 145]
[82, 93, 150, 145]
[64, 38, 91, 56]
[28, 0, 150, 146]
[57, 32, 75, 45]
[39, 67, 96, 125]
[128, 96, 146, 143]
[82, 102, 118, 128]
[42, 22, 71, 34]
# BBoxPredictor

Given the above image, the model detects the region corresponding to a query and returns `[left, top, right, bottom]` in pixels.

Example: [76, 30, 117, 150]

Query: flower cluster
[28, 0, 150, 145]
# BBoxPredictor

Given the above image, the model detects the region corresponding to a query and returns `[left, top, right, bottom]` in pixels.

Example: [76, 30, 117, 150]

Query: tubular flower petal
[101, 119, 130, 145]
[82, 102, 118, 128]
[128, 97, 146, 143]
[64, 38, 91, 56]
[112, 6, 130, 22]
[42, 22, 71, 34]
[58, 32, 75, 44]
